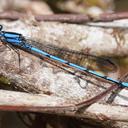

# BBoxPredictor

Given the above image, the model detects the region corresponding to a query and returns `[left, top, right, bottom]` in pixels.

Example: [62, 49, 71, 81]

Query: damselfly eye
[0, 25, 3, 31]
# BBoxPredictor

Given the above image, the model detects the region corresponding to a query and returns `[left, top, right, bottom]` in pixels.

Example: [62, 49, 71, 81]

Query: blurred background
[0, 0, 128, 15]
[44, 0, 128, 13]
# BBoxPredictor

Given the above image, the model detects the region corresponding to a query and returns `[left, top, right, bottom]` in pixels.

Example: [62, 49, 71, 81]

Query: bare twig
[0, 11, 24, 20]
[0, 89, 128, 122]
[96, 12, 128, 21]
[35, 14, 90, 23]
[0, 11, 128, 23]
[36, 12, 128, 22]
[35, 12, 128, 23]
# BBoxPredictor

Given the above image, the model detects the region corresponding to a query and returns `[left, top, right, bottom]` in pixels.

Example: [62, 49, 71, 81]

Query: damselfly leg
[2, 40, 21, 69]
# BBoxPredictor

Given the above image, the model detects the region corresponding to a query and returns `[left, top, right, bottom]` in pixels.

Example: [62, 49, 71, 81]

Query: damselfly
[0, 25, 128, 88]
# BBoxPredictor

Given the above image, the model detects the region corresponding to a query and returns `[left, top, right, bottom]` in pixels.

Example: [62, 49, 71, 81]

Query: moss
[0, 76, 11, 86]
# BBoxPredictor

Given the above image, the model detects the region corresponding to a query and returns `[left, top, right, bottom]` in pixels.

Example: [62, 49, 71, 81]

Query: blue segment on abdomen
[6, 38, 22, 44]
[4, 32, 21, 38]
[106, 77, 118, 83]
[69, 63, 87, 70]
[32, 47, 68, 63]
[121, 82, 128, 87]
[50, 55, 68, 63]
[31, 47, 50, 56]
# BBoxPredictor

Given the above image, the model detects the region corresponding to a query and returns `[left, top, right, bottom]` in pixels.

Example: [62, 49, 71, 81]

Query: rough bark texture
[0, 20, 128, 57]
[0, 89, 128, 123]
